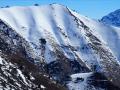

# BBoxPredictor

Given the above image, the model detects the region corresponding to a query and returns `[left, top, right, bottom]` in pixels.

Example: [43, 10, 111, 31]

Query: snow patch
[67, 72, 93, 90]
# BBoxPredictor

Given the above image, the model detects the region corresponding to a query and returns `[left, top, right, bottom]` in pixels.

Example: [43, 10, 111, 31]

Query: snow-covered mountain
[0, 18, 66, 90]
[101, 9, 120, 27]
[0, 4, 120, 90]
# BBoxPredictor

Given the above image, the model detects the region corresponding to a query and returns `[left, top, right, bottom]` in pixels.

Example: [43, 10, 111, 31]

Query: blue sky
[0, 0, 119, 19]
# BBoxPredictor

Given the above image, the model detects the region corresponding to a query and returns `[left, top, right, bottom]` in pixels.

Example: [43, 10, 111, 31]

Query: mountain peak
[101, 9, 120, 27]
[0, 3, 66, 10]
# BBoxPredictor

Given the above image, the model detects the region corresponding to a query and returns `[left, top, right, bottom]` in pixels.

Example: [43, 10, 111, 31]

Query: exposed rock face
[0, 55, 67, 90]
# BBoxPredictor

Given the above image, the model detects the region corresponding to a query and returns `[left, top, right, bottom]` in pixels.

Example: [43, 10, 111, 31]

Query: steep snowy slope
[101, 9, 120, 27]
[0, 18, 66, 90]
[0, 4, 120, 89]
[72, 11, 120, 64]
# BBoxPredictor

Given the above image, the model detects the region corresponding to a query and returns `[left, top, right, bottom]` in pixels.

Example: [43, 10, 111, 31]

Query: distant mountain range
[101, 9, 120, 27]
[0, 4, 120, 90]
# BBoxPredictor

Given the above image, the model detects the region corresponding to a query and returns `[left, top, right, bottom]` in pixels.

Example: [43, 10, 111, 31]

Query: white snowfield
[0, 4, 120, 68]
[0, 4, 120, 65]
